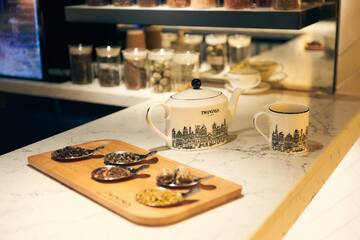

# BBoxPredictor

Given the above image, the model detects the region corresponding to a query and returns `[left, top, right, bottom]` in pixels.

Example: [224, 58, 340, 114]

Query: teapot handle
[146, 103, 172, 146]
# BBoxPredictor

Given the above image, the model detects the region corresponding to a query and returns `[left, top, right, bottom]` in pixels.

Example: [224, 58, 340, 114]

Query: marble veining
[0, 91, 359, 240]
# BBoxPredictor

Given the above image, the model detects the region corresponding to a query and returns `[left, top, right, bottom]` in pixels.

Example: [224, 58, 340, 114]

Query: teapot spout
[228, 88, 242, 125]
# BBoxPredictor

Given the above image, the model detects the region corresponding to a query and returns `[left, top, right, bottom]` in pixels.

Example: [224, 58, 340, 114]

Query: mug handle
[253, 111, 271, 143]
[146, 103, 172, 146]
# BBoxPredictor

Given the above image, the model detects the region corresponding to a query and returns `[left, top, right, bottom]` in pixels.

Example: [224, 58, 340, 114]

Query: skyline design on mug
[171, 119, 228, 149]
[272, 124, 308, 152]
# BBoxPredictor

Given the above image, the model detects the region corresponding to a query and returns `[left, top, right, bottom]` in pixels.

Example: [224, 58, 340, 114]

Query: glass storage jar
[138, 0, 160, 7]
[68, 44, 93, 85]
[86, 0, 109, 6]
[162, 33, 178, 49]
[145, 26, 162, 50]
[228, 34, 251, 67]
[255, 0, 272, 7]
[113, 0, 136, 6]
[205, 34, 227, 73]
[95, 46, 121, 87]
[224, 0, 251, 9]
[122, 48, 148, 89]
[171, 51, 199, 92]
[272, 0, 300, 10]
[191, 0, 217, 9]
[183, 34, 204, 63]
[126, 29, 146, 49]
[167, 0, 190, 7]
[148, 49, 174, 93]
[183, 34, 203, 53]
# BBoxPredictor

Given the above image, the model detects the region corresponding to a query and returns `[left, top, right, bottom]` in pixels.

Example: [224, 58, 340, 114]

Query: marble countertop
[284, 137, 360, 240]
[1, 90, 359, 239]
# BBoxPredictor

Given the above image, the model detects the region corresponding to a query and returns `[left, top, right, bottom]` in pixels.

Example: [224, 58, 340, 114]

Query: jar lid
[184, 34, 203, 45]
[96, 45, 121, 58]
[68, 44, 93, 55]
[173, 51, 199, 64]
[228, 34, 251, 48]
[148, 48, 174, 61]
[205, 34, 227, 45]
[171, 79, 222, 100]
[122, 48, 147, 60]
[127, 29, 145, 36]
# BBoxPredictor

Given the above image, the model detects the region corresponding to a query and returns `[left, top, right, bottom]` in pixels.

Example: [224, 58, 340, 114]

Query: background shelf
[65, 2, 336, 29]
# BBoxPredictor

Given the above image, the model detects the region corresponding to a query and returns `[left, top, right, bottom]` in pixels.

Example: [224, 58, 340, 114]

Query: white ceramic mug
[253, 102, 309, 153]
[227, 68, 261, 90]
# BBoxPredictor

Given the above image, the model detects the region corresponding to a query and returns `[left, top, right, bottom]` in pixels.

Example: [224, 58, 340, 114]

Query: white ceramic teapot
[146, 79, 242, 150]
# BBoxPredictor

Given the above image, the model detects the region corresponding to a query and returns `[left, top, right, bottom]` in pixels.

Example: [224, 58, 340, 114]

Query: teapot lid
[171, 79, 222, 100]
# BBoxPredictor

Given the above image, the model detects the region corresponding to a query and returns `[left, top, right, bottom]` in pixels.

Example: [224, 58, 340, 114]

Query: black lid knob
[192, 79, 201, 90]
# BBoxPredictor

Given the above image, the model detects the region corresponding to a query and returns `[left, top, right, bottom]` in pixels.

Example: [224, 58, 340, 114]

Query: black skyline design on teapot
[171, 119, 228, 149]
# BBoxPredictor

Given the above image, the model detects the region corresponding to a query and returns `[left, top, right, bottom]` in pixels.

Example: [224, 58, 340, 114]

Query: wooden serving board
[28, 139, 242, 226]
